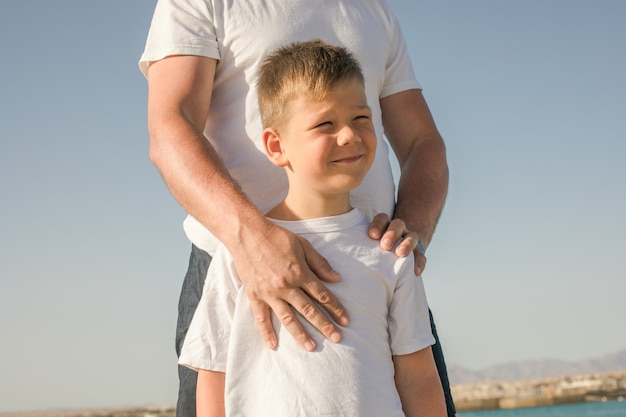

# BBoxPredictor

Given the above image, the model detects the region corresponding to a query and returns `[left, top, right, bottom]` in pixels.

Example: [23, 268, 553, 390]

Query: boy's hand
[368, 213, 427, 275]
[233, 224, 349, 352]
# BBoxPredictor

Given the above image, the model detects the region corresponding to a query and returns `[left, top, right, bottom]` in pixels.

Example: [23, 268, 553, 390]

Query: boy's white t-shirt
[179, 209, 435, 417]
[139, 0, 421, 255]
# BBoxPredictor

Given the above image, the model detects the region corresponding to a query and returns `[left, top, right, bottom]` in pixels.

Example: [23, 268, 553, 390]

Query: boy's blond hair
[257, 39, 365, 129]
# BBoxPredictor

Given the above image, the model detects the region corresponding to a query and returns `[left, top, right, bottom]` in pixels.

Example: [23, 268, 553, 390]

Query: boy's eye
[315, 121, 332, 128]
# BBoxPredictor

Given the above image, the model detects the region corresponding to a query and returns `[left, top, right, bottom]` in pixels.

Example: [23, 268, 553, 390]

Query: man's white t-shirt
[139, 0, 421, 255]
[179, 209, 435, 417]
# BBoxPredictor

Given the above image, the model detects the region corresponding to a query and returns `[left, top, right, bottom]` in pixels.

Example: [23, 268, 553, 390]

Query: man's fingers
[249, 292, 319, 352]
[271, 297, 318, 352]
[368, 212, 391, 240]
[379, 218, 407, 251]
[288, 287, 343, 344]
[394, 231, 419, 258]
[248, 297, 278, 350]
[248, 278, 339, 352]
[300, 236, 341, 283]
[300, 275, 350, 328]
[237, 228, 348, 351]
[413, 250, 427, 276]
[368, 213, 429, 274]
[299, 237, 349, 327]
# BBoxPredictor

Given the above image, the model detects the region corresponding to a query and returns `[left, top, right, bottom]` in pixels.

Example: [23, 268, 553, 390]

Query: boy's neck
[266, 189, 353, 221]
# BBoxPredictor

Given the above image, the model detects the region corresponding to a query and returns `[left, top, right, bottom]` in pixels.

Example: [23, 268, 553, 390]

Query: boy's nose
[337, 125, 361, 146]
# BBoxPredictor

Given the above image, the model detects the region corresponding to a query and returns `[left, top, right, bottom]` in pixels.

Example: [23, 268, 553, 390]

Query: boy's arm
[196, 369, 226, 417]
[379, 89, 449, 275]
[393, 347, 446, 417]
[146, 55, 348, 350]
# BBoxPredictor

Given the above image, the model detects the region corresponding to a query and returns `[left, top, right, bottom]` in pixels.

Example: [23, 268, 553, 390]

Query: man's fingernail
[304, 340, 316, 351]
[330, 332, 341, 343]
[339, 316, 350, 326]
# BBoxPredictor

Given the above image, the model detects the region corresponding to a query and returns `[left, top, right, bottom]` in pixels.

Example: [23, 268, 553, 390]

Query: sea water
[458, 400, 626, 417]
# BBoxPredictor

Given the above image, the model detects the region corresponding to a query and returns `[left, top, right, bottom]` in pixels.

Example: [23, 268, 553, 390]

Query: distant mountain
[448, 349, 626, 385]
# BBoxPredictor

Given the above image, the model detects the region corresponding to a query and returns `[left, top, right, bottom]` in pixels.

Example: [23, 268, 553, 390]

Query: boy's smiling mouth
[331, 153, 365, 163]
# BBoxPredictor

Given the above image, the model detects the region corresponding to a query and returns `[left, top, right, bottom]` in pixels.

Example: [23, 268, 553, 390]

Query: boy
[179, 39, 446, 417]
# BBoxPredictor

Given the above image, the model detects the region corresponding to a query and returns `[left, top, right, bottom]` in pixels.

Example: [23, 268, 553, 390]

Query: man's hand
[232, 223, 349, 352]
[368, 213, 426, 276]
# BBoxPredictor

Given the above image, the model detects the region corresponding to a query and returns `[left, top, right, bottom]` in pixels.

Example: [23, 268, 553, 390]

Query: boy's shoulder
[312, 215, 416, 278]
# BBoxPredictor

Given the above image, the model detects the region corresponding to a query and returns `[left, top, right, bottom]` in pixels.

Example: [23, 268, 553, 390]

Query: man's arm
[379, 89, 449, 274]
[146, 55, 348, 350]
[393, 347, 446, 417]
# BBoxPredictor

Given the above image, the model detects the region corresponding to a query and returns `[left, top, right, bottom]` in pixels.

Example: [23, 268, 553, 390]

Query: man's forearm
[147, 55, 273, 253]
[149, 116, 273, 252]
[394, 134, 448, 249]
[380, 89, 449, 250]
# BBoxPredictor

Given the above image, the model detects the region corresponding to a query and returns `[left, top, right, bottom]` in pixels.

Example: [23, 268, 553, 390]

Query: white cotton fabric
[139, 0, 421, 255]
[179, 209, 435, 417]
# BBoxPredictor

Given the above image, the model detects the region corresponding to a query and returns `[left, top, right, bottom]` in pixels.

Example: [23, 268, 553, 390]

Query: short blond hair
[257, 39, 364, 129]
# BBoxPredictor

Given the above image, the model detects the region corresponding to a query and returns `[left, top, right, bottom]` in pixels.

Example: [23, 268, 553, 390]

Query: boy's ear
[262, 128, 289, 167]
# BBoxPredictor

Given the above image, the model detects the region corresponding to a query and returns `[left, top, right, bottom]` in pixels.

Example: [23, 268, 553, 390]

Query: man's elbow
[147, 125, 162, 167]
[147, 117, 173, 172]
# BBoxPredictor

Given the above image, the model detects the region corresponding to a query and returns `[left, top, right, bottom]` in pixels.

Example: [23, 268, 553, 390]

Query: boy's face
[273, 78, 377, 196]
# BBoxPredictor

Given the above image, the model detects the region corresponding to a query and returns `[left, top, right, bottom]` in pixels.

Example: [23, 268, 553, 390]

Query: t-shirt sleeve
[138, 0, 221, 77]
[178, 245, 239, 372]
[379, 3, 422, 98]
[388, 257, 435, 355]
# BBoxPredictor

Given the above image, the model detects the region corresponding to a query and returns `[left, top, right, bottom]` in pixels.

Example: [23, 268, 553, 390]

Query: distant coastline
[0, 406, 175, 417]
[452, 371, 626, 412]
[448, 349, 626, 411]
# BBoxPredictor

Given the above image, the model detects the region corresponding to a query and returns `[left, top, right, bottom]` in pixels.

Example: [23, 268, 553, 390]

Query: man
[140, 0, 453, 415]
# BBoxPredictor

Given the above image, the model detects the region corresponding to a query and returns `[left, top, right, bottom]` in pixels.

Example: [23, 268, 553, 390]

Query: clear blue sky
[1, 0, 625, 412]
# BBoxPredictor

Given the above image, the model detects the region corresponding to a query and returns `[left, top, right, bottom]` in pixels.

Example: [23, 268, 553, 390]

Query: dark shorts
[175, 245, 456, 416]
